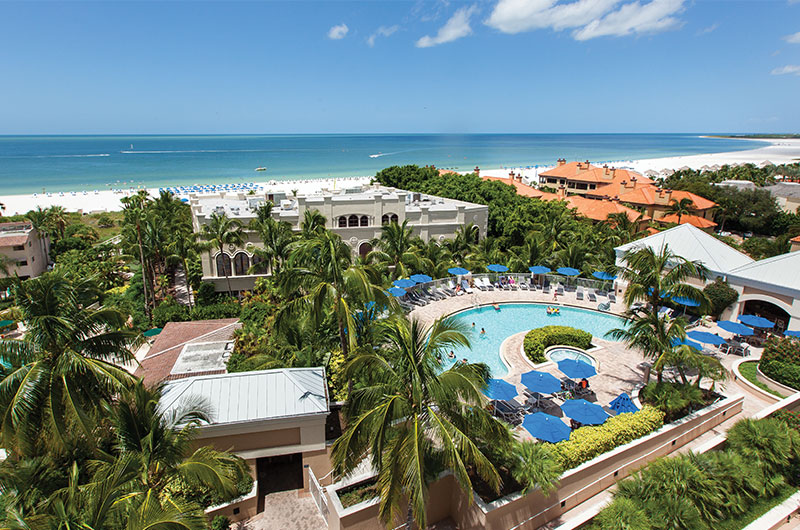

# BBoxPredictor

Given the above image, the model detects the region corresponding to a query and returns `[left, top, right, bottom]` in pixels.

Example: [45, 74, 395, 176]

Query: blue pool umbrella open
[522, 413, 571, 443]
[487, 264, 508, 272]
[561, 399, 609, 425]
[786, 330, 800, 338]
[672, 296, 701, 307]
[143, 328, 162, 338]
[592, 271, 617, 281]
[739, 314, 775, 329]
[484, 379, 518, 401]
[671, 337, 703, 351]
[717, 320, 754, 336]
[556, 267, 580, 276]
[410, 274, 433, 284]
[687, 330, 726, 345]
[609, 393, 639, 414]
[521, 370, 562, 394]
[393, 279, 417, 288]
[557, 359, 597, 379]
[387, 287, 407, 297]
[448, 267, 470, 276]
[529, 266, 552, 274]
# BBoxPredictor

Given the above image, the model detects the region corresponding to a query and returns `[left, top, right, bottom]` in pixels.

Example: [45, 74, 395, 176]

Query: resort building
[613, 186, 717, 230]
[766, 182, 800, 214]
[190, 184, 489, 293]
[538, 159, 653, 195]
[0, 221, 49, 280]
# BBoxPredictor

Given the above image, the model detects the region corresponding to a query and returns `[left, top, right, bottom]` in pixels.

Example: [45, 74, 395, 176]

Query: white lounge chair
[576, 286, 584, 300]
[461, 279, 474, 294]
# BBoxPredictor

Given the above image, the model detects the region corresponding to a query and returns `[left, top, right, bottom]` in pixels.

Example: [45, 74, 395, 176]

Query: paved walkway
[172, 265, 194, 307]
[245, 491, 325, 530]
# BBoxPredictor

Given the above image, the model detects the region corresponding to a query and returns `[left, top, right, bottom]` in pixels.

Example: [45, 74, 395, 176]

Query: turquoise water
[547, 347, 596, 366]
[442, 303, 625, 378]
[0, 134, 762, 195]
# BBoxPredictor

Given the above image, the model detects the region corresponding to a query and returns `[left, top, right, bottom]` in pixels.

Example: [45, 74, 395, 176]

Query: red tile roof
[616, 187, 716, 210]
[481, 175, 561, 199]
[564, 196, 648, 223]
[136, 318, 240, 386]
[659, 213, 718, 229]
[791, 235, 800, 243]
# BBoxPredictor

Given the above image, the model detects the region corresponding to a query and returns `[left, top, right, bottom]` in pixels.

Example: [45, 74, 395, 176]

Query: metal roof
[726, 251, 800, 297]
[160, 367, 329, 426]
[614, 224, 754, 275]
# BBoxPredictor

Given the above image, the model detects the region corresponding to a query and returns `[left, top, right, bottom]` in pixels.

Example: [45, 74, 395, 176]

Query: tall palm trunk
[406, 503, 414, 530]
[182, 256, 193, 310]
[136, 225, 151, 320]
[220, 244, 233, 295]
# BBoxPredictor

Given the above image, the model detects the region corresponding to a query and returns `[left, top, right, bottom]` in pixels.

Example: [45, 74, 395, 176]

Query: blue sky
[0, 0, 798, 134]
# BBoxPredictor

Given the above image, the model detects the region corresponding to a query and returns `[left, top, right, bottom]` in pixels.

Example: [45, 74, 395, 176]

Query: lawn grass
[739, 361, 785, 398]
[714, 483, 796, 530]
[67, 211, 124, 241]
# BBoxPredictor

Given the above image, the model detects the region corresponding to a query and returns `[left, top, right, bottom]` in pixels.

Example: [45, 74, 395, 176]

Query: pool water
[441, 303, 625, 378]
[547, 347, 596, 366]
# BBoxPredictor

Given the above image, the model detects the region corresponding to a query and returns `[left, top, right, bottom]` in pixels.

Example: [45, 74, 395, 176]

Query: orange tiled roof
[791, 235, 800, 243]
[616, 187, 716, 210]
[565, 196, 648, 223]
[539, 161, 598, 178]
[659, 213, 718, 229]
[481, 175, 561, 199]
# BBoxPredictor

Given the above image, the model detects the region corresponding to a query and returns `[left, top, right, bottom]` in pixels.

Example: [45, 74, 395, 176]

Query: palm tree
[248, 203, 295, 275]
[367, 220, 422, 279]
[25, 206, 52, 260]
[121, 191, 153, 319]
[332, 316, 509, 529]
[199, 212, 245, 295]
[166, 226, 200, 310]
[618, 244, 710, 313]
[0, 272, 140, 454]
[414, 239, 453, 279]
[608, 311, 688, 383]
[300, 209, 327, 238]
[606, 212, 646, 244]
[511, 440, 562, 495]
[667, 197, 695, 224]
[47, 205, 68, 240]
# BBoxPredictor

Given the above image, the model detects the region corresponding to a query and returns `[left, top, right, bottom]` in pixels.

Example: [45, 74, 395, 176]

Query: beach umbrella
[739, 314, 775, 329]
[484, 379, 518, 401]
[143, 328, 162, 338]
[561, 399, 608, 425]
[393, 279, 417, 288]
[521, 370, 561, 394]
[687, 330, 726, 345]
[785, 330, 800, 339]
[387, 287, 407, 297]
[487, 264, 508, 273]
[448, 267, 470, 276]
[556, 267, 580, 276]
[410, 274, 432, 284]
[672, 296, 700, 307]
[522, 413, 571, 443]
[609, 393, 639, 414]
[717, 320, 754, 336]
[671, 337, 703, 351]
[557, 359, 597, 379]
[529, 266, 551, 274]
[592, 271, 617, 281]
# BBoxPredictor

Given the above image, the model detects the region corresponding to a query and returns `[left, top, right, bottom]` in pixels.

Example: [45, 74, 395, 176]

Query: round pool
[546, 346, 596, 367]
[442, 303, 624, 378]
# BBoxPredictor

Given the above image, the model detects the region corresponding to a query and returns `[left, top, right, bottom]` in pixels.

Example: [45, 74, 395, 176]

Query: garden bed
[638, 381, 721, 423]
[739, 361, 785, 398]
[336, 479, 379, 509]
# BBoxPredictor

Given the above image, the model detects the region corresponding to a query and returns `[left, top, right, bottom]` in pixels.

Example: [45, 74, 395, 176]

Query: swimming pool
[547, 347, 596, 367]
[442, 303, 625, 378]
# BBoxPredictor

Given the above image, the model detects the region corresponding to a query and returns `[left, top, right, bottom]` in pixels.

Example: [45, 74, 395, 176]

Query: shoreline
[1, 138, 799, 217]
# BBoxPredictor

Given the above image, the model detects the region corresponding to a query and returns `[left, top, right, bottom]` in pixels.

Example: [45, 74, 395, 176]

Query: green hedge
[523, 326, 592, 364]
[550, 406, 665, 470]
[760, 359, 800, 390]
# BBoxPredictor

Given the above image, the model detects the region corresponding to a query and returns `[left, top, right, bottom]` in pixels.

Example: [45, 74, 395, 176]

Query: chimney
[619, 180, 627, 195]
[610, 168, 616, 178]
[509, 171, 515, 180]
[516, 174, 523, 182]
[664, 189, 673, 201]
[604, 164, 609, 175]
[584, 160, 590, 169]
[474, 166, 480, 177]
[557, 158, 566, 166]
[557, 185, 566, 199]
[631, 175, 637, 182]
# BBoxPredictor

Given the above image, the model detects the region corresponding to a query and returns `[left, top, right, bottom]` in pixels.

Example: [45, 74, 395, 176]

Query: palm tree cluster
[0, 272, 249, 530]
[595, 417, 800, 530]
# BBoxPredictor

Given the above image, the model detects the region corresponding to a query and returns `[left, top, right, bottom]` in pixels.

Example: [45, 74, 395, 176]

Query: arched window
[215, 253, 232, 277]
[360, 215, 369, 227]
[359, 242, 372, 259]
[381, 214, 389, 225]
[348, 214, 359, 227]
[338, 216, 347, 228]
[391, 213, 399, 223]
[233, 253, 250, 276]
[250, 254, 266, 273]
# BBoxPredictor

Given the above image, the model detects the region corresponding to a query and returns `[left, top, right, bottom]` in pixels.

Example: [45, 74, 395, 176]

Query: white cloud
[784, 31, 800, 44]
[696, 23, 718, 36]
[771, 65, 800, 75]
[573, 0, 685, 40]
[416, 5, 479, 47]
[327, 24, 349, 40]
[485, 0, 685, 41]
[367, 25, 399, 47]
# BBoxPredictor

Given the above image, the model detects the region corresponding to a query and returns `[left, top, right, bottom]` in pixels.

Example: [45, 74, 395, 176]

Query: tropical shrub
[550, 406, 664, 470]
[772, 409, 800, 432]
[211, 516, 230, 530]
[189, 301, 241, 321]
[523, 326, 592, 364]
[759, 337, 800, 390]
[197, 281, 220, 305]
[702, 278, 738, 318]
[152, 298, 190, 328]
[760, 360, 800, 390]
[639, 382, 707, 422]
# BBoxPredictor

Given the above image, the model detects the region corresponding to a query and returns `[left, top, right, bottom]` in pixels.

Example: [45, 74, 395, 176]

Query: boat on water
[255, 167, 267, 171]
[369, 153, 381, 158]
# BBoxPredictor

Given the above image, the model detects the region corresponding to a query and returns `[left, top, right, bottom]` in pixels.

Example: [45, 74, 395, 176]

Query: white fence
[308, 467, 329, 525]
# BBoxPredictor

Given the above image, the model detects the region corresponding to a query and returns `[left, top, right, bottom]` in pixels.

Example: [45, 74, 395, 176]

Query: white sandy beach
[2, 138, 799, 217]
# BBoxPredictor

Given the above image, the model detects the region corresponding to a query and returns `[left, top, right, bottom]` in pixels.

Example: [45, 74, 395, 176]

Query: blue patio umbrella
[592, 271, 617, 281]
[529, 266, 551, 274]
[410, 274, 433, 283]
[387, 287, 407, 297]
[556, 267, 580, 276]
[785, 330, 800, 339]
[739, 314, 775, 329]
[448, 267, 470, 276]
[487, 264, 508, 272]
[484, 378, 518, 401]
[687, 330, 726, 345]
[671, 337, 703, 351]
[557, 359, 597, 379]
[521, 370, 562, 394]
[672, 296, 701, 307]
[393, 279, 417, 288]
[717, 320, 754, 336]
[522, 413, 571, 443]
[561, 399, 609, 425]
[609, 393, 639, 414]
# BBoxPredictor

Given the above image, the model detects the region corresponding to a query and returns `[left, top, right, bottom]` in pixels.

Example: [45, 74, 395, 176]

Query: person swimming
[472, 322, 476, 328]
[447, 350, 456, 360]
[480, 328, 486, 335]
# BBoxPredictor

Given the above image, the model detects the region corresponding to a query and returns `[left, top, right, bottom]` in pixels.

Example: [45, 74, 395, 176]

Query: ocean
[0, 134, 762, 195]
